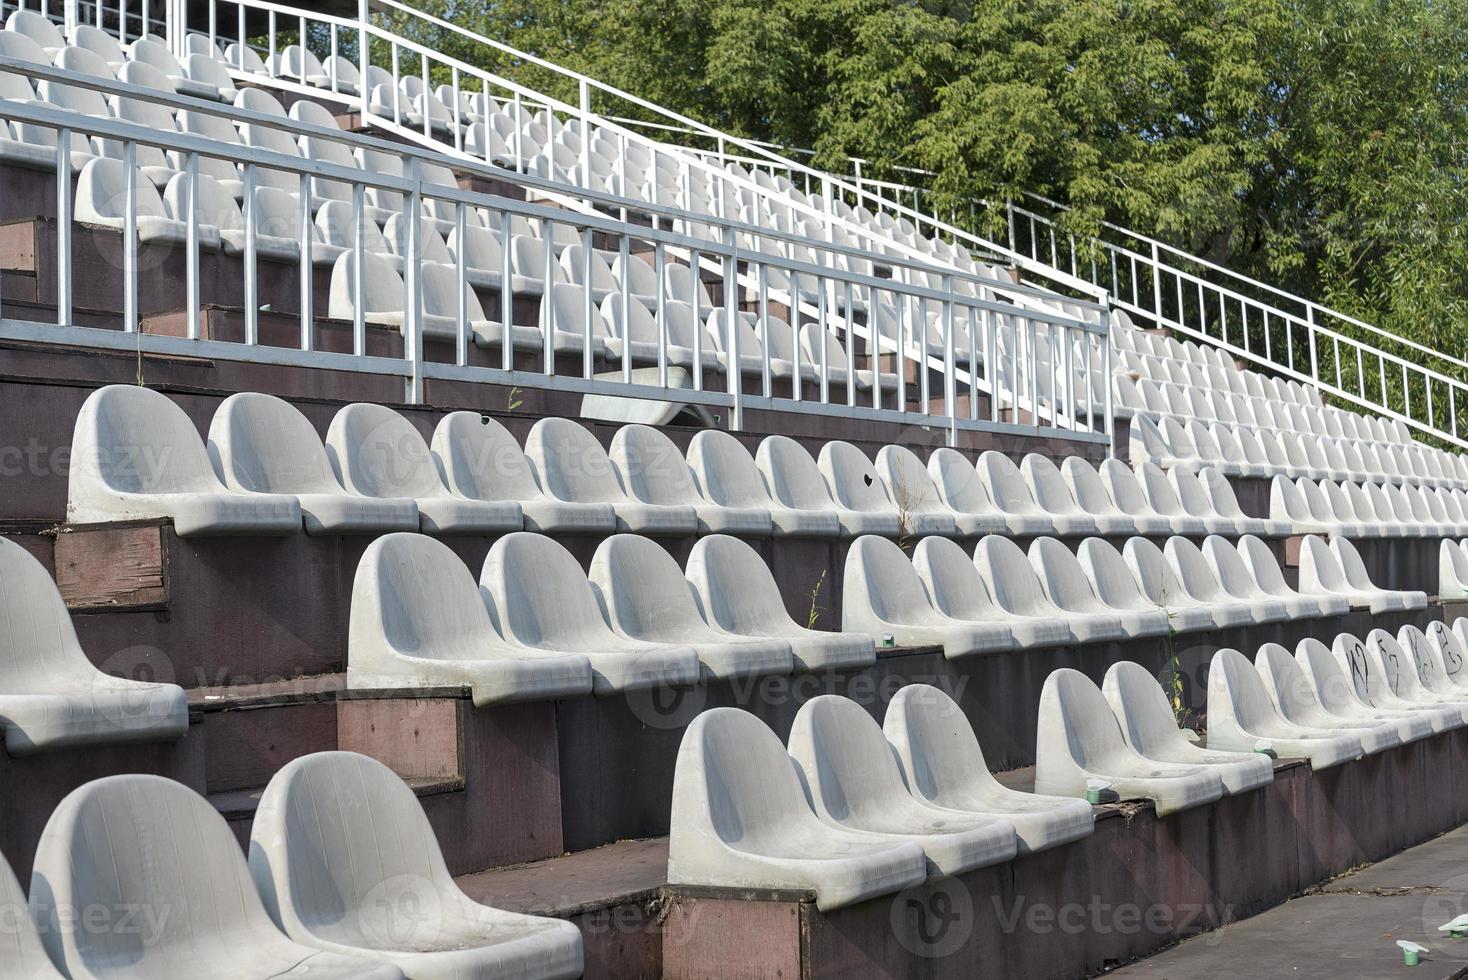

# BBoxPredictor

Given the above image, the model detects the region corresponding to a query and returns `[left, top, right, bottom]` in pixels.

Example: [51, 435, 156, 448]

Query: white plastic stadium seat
[913, 536, 1072, 648]
[843, 535, 1014, 656]
[1034, 668, 1225, 816]
[788, 695, 1018, 877]
[1252, 643, 1402, 754]
[610, 424, 771, 535]
[31, 774, 407, 979]
[589, 534, 793, 680]
[480, 532, 701, 693]
[249, 751, 584, 977]
[882, 684, 1094, 854]
[347, 532, 592, 704]
[525, 416, 698, 535]
[687, 429, 838, 538]
[209, 392, 419, 535]
[667, 707, 927, 911]
[326, 403, 523, 533]
[1102, 660, 1273, 794]
[68, 384, 301, 534]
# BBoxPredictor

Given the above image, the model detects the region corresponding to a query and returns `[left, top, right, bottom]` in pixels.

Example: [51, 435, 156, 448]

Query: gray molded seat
[977, 535, 1123, 643]
[1364, 630, 1468, 722]
[1206, 648, 1363, 768]
[1199, 536, 1293, 623]
[1397, 625, 1468, 706]
[1121, 537, 1222, 633]
[326, 403, 522, 534]
[685, 535, 874, 672]
[589, 534, 792, 681]
[0, 846, 61, 976]
[1298, 535, 1421, 613]
[667, 707, 928, 911]
[978, 450, 1096, 535]
[1329, 633, 1459, 735]
[1099, 458, 1205, 536]
[1102, 660, 1273, 794]
[1236, 534, 1348, 618]
[844, 535, 1015, 655]
[1023, 454, 1132, 534]
[1167, 467, 1257, 536]
[757, 435, 881, 538]
[610, 424, 771, 536]
[1136, 461, 1233, 535]
[822, 440, 955, 537]
[1426, 619, 1468, 692]
[481, 532, 701, 693]
[347, 533, 592, 704]
[1442, 541, 1468, 601]
[1333, 536, 1428, 611]
[1198, 467, 1291, 536]
[1163, 537, 1261, 627]
[883, 684, 1094, 855]
[526, 417, 697, 535]
[927, 447, 1043, 533]
[1253, 643, 1402, 754]
[1294, 638, 1435, 743]
[1062, 456, 1165, 535]
[431, 411, 614, 534]
[31, 774, 406, 980]
[0, 537, 187, 754]
[876, 444, 994, 535]
[1074, 537, 1203, 634]
[249, 751, 584, 978]
[1035, 668, 1225, 815]
[687, 429, 838, 538]
[68, 384, 301, 535]
[208, 392, 419, 535]
[788, 695, 1018, 877]
[913, 536, 1070, 648]
[1029, 537, 1169, 638]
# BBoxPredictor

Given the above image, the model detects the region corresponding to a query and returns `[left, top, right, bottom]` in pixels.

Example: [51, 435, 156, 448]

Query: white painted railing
[0, 56, 1112, 448]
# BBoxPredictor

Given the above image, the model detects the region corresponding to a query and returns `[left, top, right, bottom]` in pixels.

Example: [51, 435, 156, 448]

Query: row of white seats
[1113, 330, 1326, 412]
[667, 685, 1095, 911]
[0, 753, 582, 978]
[1129, 410, 1465, 489]
[352, 530, 875, 699]
[65, 386, 1280, 541]
[1040, 624, 1468, 815]
[1271, 475, 1468, 538]
[842, 532, 1423, 658]
[1118, 372, 1411, 453]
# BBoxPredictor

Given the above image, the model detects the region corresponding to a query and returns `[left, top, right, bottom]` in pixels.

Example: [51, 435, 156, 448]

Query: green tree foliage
[380, 0, 1468, 382]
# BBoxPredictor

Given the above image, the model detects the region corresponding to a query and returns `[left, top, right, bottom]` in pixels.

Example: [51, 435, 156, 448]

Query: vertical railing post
[298, 171, 313, 350]
[243, 163, 257, 344]
[185, 151, 199, 339]
[55, 127, 71, 326]
[122, 139, 136, 333]
[1150, 241, 1162, 326]
[357, 0, 370, 120]
[404, 157, 424, 403]
[578, 77, 591, 192]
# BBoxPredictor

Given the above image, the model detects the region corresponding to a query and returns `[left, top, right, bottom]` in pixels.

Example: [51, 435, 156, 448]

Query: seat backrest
[1029, 536, 1105, 610]
[818, 441, 892, 513]
[1060, 457, 1119, 517]
[325, 402, 443, 498]
[756, 435, 835, 510]
[524, 416, 624, 504]
[1102, 660, 1189, 756]
[609, 424, 698, 506]
[590, 533, 706, 637]
[71, 384, 219, 495]
[789, 695, 911, 817]
[875, 445, 946, 516]
[911, 535, 998, 621]
[1076, 538, 1149, 610]
[973, 534, 1055, 617]
[249, 750, 468, 950]
[685, 534, 796, 635]
[1330, 632, 1387, 706]
[31, 774, 285, 973]
[1366, 629, 1420, 699]
[430, 411, 540, 502]
[846, 535, 936, 622]
[7, 10, 63, 50]
[977, 450, 1040, 513]
[1040, 668, 1131, 772]
[928, 447, 993, 514]
[208, 391, 341, 496]
[1201, 535, 1265, 600]
[0, 536, 102, 689]
[1209, 647, 1276, 730]
[1163, 537, 1228, 602]
[350, 533, 497, 662]
[1021, 453, 1081, 515]
[129, 35, 183, 75]
[315, 199, 391, 253]
[685, 429, 768, 509]
[481, 532, 614, 647]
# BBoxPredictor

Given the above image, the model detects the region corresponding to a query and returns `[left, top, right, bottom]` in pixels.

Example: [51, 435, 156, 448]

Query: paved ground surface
[1110, 824, 1468, 978]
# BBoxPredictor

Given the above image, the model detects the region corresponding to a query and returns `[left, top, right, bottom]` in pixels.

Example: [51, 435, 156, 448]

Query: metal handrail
[0, 56, 1111, 447]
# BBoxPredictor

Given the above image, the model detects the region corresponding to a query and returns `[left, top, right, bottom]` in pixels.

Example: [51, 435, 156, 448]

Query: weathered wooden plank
[54, 522, 167, 609]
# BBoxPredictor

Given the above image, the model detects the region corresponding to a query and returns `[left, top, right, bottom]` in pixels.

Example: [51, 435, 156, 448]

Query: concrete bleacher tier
[7, 6, 1468, 978]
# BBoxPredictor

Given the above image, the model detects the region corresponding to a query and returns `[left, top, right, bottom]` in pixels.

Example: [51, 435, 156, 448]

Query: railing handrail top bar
[345, 0, 1112, 297]
[0, 99, 1106, 330]
[1011, 193, 1468, 374]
